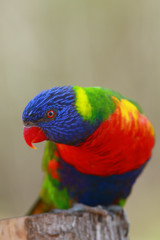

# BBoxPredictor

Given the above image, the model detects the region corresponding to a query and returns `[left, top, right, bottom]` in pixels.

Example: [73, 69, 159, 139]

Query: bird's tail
[26, 197, 54, 215]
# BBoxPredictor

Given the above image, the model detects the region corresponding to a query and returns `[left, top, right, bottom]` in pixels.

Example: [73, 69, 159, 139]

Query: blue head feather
[22, 86, 98, 145]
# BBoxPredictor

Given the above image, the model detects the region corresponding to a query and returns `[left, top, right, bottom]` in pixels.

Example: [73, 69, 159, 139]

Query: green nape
[73, 86, 143, 124]
[73, 86, 116, 124]
[102, 88, 143, 113]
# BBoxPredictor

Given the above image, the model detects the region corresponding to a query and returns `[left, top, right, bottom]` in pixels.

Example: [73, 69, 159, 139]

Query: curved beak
[23, 126, 47, 149]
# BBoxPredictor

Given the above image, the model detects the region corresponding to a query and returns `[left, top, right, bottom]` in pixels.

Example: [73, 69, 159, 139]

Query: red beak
[23, 126, 47, 149]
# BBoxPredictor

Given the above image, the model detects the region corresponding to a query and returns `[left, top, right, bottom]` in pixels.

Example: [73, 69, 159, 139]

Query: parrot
[22, 86, 154, 215]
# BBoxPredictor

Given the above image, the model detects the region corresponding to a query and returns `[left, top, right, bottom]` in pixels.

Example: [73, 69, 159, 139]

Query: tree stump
[0, 205, 129, 240]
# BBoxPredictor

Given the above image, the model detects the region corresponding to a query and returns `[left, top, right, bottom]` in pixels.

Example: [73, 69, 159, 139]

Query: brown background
[0, 1, 159, 239]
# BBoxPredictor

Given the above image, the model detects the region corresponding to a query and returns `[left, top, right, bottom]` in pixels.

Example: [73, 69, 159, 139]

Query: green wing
[27, 141, 71, 215]
[40, 141, 71, 210]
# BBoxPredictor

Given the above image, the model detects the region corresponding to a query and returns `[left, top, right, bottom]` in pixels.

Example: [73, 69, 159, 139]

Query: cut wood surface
[0, 205, 129, 240]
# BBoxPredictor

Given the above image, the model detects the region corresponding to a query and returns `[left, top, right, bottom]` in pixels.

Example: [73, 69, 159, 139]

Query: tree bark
[0, 205, 129, 240]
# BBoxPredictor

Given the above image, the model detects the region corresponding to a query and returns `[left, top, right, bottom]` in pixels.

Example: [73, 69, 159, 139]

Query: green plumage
[73, 86, 143, 124]
[41, 141, 71, 209]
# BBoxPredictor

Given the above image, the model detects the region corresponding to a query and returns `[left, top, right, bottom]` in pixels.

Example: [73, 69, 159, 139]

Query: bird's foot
[106, 205, 129, 237]
[50, 203, 129, 237]
[50, 203, 108, 216]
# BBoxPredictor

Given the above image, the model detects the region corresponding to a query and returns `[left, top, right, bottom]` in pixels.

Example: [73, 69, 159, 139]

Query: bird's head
[22, 86, 99, 148]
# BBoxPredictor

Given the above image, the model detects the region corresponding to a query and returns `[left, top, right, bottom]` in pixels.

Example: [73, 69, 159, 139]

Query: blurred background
[0, 0, 159, 239]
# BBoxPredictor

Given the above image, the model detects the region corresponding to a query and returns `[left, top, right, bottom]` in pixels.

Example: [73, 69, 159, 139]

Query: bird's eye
[46, 110, 55, 118]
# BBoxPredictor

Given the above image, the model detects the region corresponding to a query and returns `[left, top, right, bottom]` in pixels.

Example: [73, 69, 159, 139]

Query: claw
[106, 205, 129, 237]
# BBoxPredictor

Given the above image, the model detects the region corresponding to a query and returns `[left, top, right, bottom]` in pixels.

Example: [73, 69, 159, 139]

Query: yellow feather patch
[120, 99, 139, 123]
[112, 96, 139, 129]
[74, 87, 92, 120]
[112, 96, 155, 136]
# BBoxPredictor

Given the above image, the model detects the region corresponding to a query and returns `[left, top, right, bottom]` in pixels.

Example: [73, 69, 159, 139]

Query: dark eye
[47, 110, 55, 118]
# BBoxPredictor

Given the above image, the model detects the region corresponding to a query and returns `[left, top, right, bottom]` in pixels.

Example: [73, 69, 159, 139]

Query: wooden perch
[0, 205, 129, 240]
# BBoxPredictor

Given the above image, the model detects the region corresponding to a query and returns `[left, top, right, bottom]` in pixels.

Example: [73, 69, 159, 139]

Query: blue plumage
[58, 157, 147, 206]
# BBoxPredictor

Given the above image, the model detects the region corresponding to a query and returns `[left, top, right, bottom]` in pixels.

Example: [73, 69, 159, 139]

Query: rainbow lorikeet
[22, 86, 154, 214]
